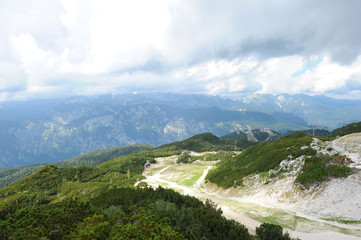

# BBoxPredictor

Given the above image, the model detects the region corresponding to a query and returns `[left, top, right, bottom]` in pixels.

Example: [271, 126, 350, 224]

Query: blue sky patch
[292, 59, 322, 77]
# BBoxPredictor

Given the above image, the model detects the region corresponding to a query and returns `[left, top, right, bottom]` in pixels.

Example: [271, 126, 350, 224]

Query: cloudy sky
[1, 0, 361, 101]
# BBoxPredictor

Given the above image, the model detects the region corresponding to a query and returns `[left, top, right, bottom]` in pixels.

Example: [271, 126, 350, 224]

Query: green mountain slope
[220, 128, 281, 142]
[155, 132, 257, 153]
[0, 165, 43, 189]
[0, 149, 158, 218]
[0, 133, 256, 189]
[2, 121, 359, 239]
[330, 121, 361, 137]
[0, 129, 307, 239]
[0, 144, 154, 189]
[283, 128, 331, 137]
[206, 132, 351, 188]
[0, 149, 255, 239]
[0, 186, 253, 240]
[56, 144, 154, 167]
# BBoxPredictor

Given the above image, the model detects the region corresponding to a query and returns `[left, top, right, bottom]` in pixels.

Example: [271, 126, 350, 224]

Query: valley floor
[136, 153, 361, 240]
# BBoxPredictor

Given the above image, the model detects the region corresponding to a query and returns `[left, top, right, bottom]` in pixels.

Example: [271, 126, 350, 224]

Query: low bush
[296, 155, 351, 187]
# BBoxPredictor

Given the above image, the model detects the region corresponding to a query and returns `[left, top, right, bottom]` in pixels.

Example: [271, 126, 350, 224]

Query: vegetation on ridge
[0, 130, 299, 239]
[296, 155, 351, 187]
[0, 144, 154, 189]
[156, 132, 257, 153]
[206, 131, 352, 188]
[0, 149, 254, 239]
[57, 144, 155, 167]
[256, 223, 294, 240]
[206, 132, 315, 188]
[0, 186, 253, 240]
[2, 123, 359, 239]
[220, 128, 281, 142]
[330, 121, 361, 137]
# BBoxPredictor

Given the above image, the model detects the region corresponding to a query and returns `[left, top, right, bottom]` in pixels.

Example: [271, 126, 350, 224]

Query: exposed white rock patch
[277, 156, 305, 177]
[293, 171, 361, 220]
[310, 137, 338, 156]
[332, 133, 361, 169]
[236, 134, 361, 221]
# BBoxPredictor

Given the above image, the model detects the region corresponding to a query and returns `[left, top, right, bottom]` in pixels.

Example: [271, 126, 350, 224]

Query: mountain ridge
[1, 93, 360, 168]
[0, 95, 308, 168]
[0, 144, 154, 188]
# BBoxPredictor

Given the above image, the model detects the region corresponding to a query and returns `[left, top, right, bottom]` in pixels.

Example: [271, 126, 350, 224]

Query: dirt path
[138, 156, 361, 240]
[142, 160, 261, 232]
[194, 164, 211, 187]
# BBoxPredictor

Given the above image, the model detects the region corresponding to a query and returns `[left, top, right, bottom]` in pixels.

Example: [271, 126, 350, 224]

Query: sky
[1, 0, 361, 101]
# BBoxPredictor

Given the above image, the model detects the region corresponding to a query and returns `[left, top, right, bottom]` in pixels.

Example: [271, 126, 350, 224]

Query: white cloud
[84, 0, 170, 73]
[254, 56, 306, 94]
[254, 54, 361, 96]
[10, 33, 74, 87]
[0, 62, 26, 91]
[309, 56, 361, 94]
[0, 0, 361, 101]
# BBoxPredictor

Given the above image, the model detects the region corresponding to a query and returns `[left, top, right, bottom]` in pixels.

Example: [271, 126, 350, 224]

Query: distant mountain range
[0, 93, 360, 168]
[224, 93, 361, 128]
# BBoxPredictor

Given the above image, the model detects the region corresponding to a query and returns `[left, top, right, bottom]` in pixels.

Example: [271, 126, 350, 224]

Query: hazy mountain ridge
[0, 94, 309, 168]
[3, 92, 359, 126]
[228, 93, 361, 128]
[1, 92, 360, 168]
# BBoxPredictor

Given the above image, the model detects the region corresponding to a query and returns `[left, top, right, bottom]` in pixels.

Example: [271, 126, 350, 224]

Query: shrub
[256, 223, 291, 240]
[296, 155, 351, 187]
[177, 152, 192, 164]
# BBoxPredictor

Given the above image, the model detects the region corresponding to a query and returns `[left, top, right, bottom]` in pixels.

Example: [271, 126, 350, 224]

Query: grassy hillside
[0, 144, 154, 189]
[156, 132, 257, 153]
[56, 144, 154, 167]
[0, 150, 255, 239]
[0, 185, 253, 240]
[220, 129, 281, 142]
[0, 131, 302, 239]
[0, 165, 44, 189]
[330, 121, 361, 137]
[0, 133, 254, 190]
[0, 149, 159, 219]
[283, 128, 331, 137]
[206, 132, 351, 188]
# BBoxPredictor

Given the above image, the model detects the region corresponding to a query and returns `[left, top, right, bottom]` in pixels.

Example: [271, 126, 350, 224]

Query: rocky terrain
[138, 133, 361, 240]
